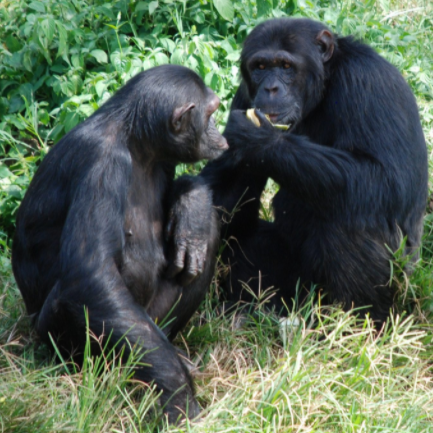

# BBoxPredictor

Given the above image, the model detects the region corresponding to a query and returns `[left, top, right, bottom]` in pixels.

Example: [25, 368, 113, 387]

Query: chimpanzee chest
[121, 212, 167, 307]
[119, 163, 171, 307]
[120, 162, 169, 308]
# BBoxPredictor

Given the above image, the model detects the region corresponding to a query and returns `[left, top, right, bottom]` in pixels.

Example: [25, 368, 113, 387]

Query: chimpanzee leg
[221, 220, 306, 313]
[147, 215, 220, 339]
[223, 219, 394, 324]
[35, 279, 200, 423]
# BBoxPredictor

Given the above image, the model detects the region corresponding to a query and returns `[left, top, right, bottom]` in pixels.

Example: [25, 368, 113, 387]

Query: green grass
[1, 0, 433, 431]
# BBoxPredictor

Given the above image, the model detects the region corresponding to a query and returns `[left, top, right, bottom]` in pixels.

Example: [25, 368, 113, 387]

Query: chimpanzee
[196, 18, 428, 324]
[12, 65, 228, 422]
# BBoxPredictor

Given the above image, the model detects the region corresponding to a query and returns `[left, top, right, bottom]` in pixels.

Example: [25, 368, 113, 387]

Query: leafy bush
[1, 0, 432, 240]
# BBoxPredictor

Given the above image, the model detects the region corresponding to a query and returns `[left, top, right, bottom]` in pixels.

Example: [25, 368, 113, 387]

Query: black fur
[200, 18, 428, 323]
[12, 65, 227, 423]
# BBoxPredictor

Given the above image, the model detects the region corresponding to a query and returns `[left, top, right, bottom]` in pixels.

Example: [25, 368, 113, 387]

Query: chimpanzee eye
[283, 63, 291, 69]
[258, 64, 266, 70]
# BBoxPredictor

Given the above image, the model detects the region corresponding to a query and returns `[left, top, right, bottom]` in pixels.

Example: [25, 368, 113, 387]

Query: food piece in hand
[246, 108, 261, 127]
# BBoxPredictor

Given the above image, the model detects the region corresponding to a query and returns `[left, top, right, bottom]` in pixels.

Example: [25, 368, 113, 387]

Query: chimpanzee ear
[172, 103, 196, 132]
[316, 29, 334, 63]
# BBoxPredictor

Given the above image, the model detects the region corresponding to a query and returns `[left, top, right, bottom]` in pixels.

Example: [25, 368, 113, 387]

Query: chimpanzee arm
[200, 156, 268, 237]
[224, 110, 390, 215]
[199, 82, 268, 238]
[165, 161, 267, 283]
[165, 175, 217, 285]
[164, 164, 268, 284]
[37, 146, 198, 422]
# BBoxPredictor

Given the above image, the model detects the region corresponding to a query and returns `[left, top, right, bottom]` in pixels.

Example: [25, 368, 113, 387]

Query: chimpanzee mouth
[267, 114, 279, 123]
[267, 113, 295, 131]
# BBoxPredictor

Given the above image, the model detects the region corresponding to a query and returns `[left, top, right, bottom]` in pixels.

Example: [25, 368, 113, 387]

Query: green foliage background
[1, 0, 433, 241]
[1, 0, 433, 431]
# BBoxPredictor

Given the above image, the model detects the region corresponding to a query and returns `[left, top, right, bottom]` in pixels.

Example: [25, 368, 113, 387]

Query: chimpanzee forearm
[165, 175, 218, 285]
[200, 153, 268, 238]
[223, 110, 388, 213]
[254, 135, 356, 204]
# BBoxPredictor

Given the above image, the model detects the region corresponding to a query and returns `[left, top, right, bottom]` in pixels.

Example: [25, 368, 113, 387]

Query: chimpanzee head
[169, 79, 228, 162]
[105, 65, 228, 163]
[240, 18, 335, 130]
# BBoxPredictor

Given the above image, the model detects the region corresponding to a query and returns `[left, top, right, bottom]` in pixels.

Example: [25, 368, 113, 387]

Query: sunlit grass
[1, 0, 433, 431]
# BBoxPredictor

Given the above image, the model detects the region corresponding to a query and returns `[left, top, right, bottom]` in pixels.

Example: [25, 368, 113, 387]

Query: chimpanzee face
[241, 19, 335, 130]
[170, 86, 227, 162]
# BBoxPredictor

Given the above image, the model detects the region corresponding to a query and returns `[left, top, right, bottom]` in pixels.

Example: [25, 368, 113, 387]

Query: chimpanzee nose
[264, 83, 280, 95]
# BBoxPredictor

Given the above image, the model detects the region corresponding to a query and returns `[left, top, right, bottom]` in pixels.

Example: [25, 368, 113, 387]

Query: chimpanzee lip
[267, 113, 279, 123]
[267, 112, 295, 131]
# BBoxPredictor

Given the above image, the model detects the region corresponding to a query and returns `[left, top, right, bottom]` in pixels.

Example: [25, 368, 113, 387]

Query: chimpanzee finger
[166, 244, 186, 278]
[254, 110, 275, 131]
[164, 213, 175, 242]
[195, 245, 207, 275]
[179, 251, 200, 286]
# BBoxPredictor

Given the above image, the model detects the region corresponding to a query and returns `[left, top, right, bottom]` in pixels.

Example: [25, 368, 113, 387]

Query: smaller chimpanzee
[197, 18, 428, 325]
[12, 65, 227, 422]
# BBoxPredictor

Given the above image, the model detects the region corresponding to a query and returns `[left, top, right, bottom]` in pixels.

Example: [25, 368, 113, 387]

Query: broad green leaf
[90, 49, 108, 64]
[170, 50, 184, 65]
[64, 111, 80, 133]
[60, 80, 75, 97]
[4, 185, 22, 199]
[142, 59, 155, 70]
[28, 1, 45, 13]
[149, 1, 159, 15]
[220, 39, 234, 54]
[71, 54, 84, 69]
[69, 95, 93, 104]
[257, 0, 272, 17]
[41, 18, 56, 45]
[210, 72, 219, 90]
[154, 52, 169, 65]
[226, 51, 240, 61]
[50, 64, 67, 73]
[204, 71, 215, 87]
[56, 21, 68, 57]
[33, 75, 47, 92]
[69, 75, 83, 94]
[96, 5, 115, 20]
[50, 123, 65, 142]
[5, 35, 22, 53]
[186, 55, 199, 72]
[159, 38, 175, 53]
[213, 0, 234, 22]
[0, 98, 8, 117]
[38, 109, 50, 126]
[23, 50, 33, 72]
[194, 12, 205, 24]
[95, 81, 106, 98]
[78, 104, 95, 117]
[0, 165, 13, 179]
[135, 1, 148, 12]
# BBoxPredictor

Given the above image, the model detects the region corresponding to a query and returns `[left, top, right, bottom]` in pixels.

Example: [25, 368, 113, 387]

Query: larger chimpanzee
[198, 18, 428, 323]
[12, 65, 228, 422]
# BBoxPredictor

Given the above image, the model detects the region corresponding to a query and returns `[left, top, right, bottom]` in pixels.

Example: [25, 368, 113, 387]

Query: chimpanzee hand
[165, 177, 215, 286]
[223, 109, 281, 165]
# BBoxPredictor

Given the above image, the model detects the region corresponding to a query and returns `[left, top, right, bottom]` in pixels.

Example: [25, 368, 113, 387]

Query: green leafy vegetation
[1, 0, 433, 431]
